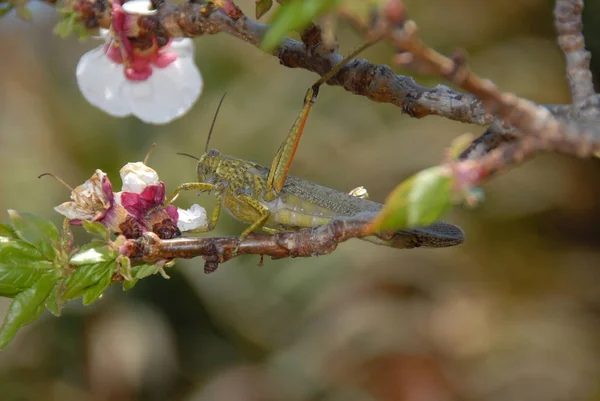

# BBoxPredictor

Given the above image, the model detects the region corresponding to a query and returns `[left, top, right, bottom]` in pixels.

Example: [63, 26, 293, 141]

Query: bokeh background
[2, 0, 600, 400]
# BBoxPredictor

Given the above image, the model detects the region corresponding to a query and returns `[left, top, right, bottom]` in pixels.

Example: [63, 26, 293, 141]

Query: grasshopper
[168, 43, 464, 250]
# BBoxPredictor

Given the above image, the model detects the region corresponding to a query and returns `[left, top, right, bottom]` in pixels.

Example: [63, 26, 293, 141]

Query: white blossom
[76, 0, 203, 125]
[176, 204, 207, 232]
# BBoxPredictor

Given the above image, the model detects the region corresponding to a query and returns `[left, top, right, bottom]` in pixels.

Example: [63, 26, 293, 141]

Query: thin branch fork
[371, 8, 600, 158]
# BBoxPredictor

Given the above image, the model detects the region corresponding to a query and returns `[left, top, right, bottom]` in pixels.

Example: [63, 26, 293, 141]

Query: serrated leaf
[8, 210, 59, 261]
[406, 168, 453, 226]
[133, 263, 160, 279]
[0, 273, 57, 349]
[372, 166, 454, 232]
[0, 240, 44, 265]
[81, 265, 113, 305]
[0, 239, 56, 297]
[81, 220, 109, 238]
[122, 277, 139, 291]
[73, 22, 93, 41]
[44, 284, 66, 317]
[70, 243, 114, 265]
[0, 257, 54, 298]
[63, 261, 115, 301]
[53, 12, 77, 39]
[256, 0, 273, 19]
[0, 224, 18, 241]
[261, 0, 340, 51]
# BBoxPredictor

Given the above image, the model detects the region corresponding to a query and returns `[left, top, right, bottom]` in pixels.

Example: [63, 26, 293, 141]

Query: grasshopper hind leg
[232, 195, 272, 255]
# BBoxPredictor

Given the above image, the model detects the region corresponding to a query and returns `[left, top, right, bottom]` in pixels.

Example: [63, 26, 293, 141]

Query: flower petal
[54, 170, 115, 223]
[54, 202, 98, 221]
[177, 204, 207, 232]
[120, 162, 160, 192]
[139, 183, 166, 206]
[77, 45, 131, 117]
[121, 56, 202, 124]
[168, 38, 195, 58]
[120, 192, 143, 220]
[120, 183, 166, 220]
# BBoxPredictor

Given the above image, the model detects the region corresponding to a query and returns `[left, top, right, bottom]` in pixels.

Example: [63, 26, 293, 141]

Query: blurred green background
[2, 1, 600, 400]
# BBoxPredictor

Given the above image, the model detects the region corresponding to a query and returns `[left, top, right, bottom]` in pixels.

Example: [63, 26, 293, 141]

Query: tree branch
[554, 0, 599, 116]
[47, 0, 598, 137]
[366, 6, 600, 158]
[123, 216, 374, 273]
[141, 1, 495, 124]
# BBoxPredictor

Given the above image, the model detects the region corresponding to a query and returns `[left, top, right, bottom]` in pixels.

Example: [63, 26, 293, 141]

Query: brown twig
[554, 0, 599, 117]
[458, 124, 519, 161]
[456, 137, 542, 186]
[124, 217, 373, 273]
[46, 0, 597, 136]
[369, 8, 600, 158]
[146, 2, 495, 124]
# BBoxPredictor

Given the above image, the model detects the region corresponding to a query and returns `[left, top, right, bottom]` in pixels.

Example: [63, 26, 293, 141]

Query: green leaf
[0, 224, 18, 241]
[133, 263, 160, 280]
[0, 273, 58, 349]
[122, 278, 139, 291]
[447, 133, 475, 160]
[63, 261, 115, 301]
[256, 0, 273, 19]
[53, 11, 76, 39]
[0, 238, 57, 297]
[73, 21, 93, 41]
[261, 0, 340, 51]
[45, 284, 66, 317]
[0, 4, 15, 18]
[372, 166, 454, 232]
[81, 221, 109, 239]
[8, 210, 59, 261]
[0, 237, 43, 261]
[70, 242, 114, 265]
[81, 266, 113, 305]
[0, 259, 54, 298]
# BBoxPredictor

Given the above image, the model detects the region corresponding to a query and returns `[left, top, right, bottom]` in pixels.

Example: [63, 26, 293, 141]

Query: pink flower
[55, 162, 207, 238]
[76, 0, 203, 124]
[54, 170, 128, 233]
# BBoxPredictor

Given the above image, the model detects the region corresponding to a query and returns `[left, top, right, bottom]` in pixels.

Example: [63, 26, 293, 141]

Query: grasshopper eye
[207, 149, 220, 157]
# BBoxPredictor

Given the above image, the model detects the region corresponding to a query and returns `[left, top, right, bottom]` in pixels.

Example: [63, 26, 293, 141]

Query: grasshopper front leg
[165, 182, 222, 233]
[165, 182, 215, 205]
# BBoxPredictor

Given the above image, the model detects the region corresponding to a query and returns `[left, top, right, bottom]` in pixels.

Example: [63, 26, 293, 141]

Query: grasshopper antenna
[205, 92, 227, 153]
[38, 173, 74, 191]
[176, 152, 200, 161]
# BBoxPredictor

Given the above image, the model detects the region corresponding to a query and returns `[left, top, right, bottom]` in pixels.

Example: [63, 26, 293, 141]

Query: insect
[168, 43, 465, 250]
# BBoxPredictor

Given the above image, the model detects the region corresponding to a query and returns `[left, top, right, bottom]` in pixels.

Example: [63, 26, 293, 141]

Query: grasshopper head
[196, 149, 221, 184]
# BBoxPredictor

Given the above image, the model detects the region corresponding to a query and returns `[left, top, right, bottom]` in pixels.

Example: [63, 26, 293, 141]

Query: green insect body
[167, 41, 465, 250]
[172, 150, 464, 249]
